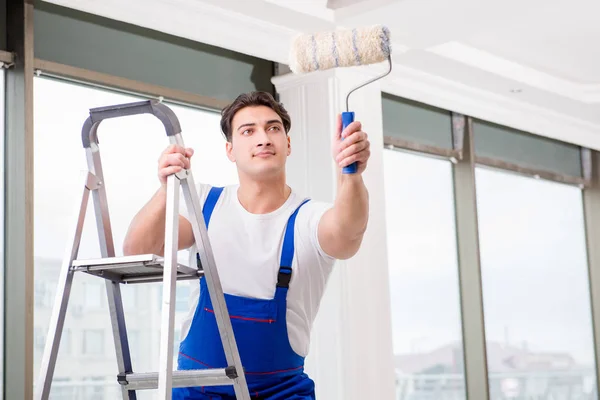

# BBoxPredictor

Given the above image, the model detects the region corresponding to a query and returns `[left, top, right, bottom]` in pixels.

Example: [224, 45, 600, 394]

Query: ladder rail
[180, 165, 251, 399]
[34, 171, 97, 400]
[85, 144, 136, 400]
[80, 99, 184, 400]
[158, 156, 181, 399]
[81, 100, 182, 149]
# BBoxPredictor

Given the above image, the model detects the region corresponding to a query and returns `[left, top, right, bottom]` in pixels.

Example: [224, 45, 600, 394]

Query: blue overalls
[173, 187, 316, 399]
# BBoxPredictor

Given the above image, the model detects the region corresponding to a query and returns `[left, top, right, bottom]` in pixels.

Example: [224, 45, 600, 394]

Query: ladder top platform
[71, 254, 202, 284]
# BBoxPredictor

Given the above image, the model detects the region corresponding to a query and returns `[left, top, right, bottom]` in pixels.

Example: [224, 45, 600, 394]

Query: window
[476, 168, 597, 399]
[383, 149, 466, 398]
[121, 284, 137, 311]
[33, 76, 238, 396]
[82, 377, 107, 400]
[50, 378, 75, 400]
[158, 283, 191, 312]
[473, 119, 582, 178]
[35, 280, 51, 308]
[34, 327, 46, 354]
[83, 282, 104, 309]
[82, 330, 104, 355]
[174, 329, 181, 356]
[34, 2, 275, 104]
[382, 92, 453, 149]
[176, 285, 190, 312]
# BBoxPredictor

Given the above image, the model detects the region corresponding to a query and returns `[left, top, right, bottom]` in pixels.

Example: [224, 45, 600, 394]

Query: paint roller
[288, 25, 392, 173]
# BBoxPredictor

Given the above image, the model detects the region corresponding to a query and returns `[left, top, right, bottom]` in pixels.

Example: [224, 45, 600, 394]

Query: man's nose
[256, 129, 272, 146]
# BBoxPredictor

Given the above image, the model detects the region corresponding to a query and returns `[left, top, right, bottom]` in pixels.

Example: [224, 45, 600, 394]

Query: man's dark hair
[220, 91, 291, 142]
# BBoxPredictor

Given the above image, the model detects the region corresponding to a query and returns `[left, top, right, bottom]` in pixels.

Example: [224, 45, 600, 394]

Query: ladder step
[71, 254, 202, 284]
[119, 367, 239, 390]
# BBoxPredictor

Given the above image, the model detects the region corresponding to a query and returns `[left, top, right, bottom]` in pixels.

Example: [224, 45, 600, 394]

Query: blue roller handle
[341, 111, 358, 174]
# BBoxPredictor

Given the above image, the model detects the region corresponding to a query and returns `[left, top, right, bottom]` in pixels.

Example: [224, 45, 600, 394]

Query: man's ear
[226, 141, 235, 162]
[287, 135, 291, 156]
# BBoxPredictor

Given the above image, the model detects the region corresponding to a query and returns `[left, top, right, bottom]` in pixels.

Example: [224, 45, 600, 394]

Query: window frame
[382, 93, 600, 399]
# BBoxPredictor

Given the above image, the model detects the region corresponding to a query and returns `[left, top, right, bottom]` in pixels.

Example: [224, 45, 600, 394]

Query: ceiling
[44, 0, 600, 148]
[272, 0, 600, 117]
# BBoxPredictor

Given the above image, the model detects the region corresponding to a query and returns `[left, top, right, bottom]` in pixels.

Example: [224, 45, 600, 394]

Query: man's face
[226, 105, 290, 179]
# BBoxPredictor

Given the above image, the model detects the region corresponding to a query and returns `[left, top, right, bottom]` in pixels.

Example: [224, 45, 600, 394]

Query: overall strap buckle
[277, 266, 292, 288]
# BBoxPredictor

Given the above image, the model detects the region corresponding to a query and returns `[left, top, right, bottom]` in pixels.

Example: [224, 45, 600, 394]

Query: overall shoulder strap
[202, 186, 224, 228]
[277, 198, 311, 288]
[197, 186, 224, 270]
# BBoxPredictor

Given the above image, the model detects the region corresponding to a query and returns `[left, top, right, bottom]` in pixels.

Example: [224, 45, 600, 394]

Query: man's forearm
[123, 187, 168, 256]
[321, 116, 371, 259]
[331, 170, 369, 242]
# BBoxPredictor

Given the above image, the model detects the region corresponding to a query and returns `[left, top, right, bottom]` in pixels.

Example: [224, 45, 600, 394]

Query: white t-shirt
[179, 183, 337, 357]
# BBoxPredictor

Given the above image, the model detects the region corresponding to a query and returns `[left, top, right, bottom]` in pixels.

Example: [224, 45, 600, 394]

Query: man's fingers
[175, 153, 190, 169]
[158, 145, 193, 185]
[163, 144, 192, 157]
[339, 153, 360, 168]
[159, 165, 183, 179]
[341, 121, 362, 139]
[336, 140, 369, 163]
[339, 148, 371, 168]
[159, 153, 188, 169]
[165, 143, 184, 154]
[338, 130, 368, 150]
[335, 114, 343, 139]
[332, 119, 370, 172]
[159, 155, 180, 169]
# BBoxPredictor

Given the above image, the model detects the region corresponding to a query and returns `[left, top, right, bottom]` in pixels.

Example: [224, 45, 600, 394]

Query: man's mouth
[254, 150, 275, 158]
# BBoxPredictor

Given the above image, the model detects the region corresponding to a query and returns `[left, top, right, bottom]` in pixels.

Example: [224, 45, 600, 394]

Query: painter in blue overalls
[123, 91, 372, 399]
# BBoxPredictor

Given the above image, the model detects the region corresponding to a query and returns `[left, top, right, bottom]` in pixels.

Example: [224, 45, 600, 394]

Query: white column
[272, 67, 396, 400]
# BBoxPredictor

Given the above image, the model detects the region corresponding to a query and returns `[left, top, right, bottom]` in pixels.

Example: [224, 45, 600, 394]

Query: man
[122, 91, 371, 399]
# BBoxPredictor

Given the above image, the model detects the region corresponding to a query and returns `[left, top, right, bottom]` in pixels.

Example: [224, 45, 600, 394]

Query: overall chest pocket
[206, 293, 278, 323]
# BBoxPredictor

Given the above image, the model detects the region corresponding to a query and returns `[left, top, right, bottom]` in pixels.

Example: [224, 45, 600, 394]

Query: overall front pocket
[202, 296, 280, 371]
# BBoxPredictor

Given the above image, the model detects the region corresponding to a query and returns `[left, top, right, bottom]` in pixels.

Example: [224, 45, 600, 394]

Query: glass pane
[82, 330, 104, 355]
[34, 3, 274, 103]
[383, 149, 466, 399]
[382, 92, 453, 149]
[476, 167, 597, 399]
[0, 68, 5, 395]
[473, 119, 582, 178]
[33, 76, 238, 398]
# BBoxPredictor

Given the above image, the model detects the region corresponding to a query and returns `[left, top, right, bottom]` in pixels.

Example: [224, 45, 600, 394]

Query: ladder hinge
[225, 366, 238, 379]
[117, 373, 129, 385]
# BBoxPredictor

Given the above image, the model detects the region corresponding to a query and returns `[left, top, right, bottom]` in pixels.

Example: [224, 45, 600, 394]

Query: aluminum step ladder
[34, 100, 251, 400]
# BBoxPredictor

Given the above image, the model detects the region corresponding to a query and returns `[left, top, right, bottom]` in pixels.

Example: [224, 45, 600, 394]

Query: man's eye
[269, 126, 280, 131]
[242, 129, 252, 135]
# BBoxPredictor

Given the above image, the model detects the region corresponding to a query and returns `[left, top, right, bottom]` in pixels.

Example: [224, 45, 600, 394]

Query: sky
[24, 76, 600, 384]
